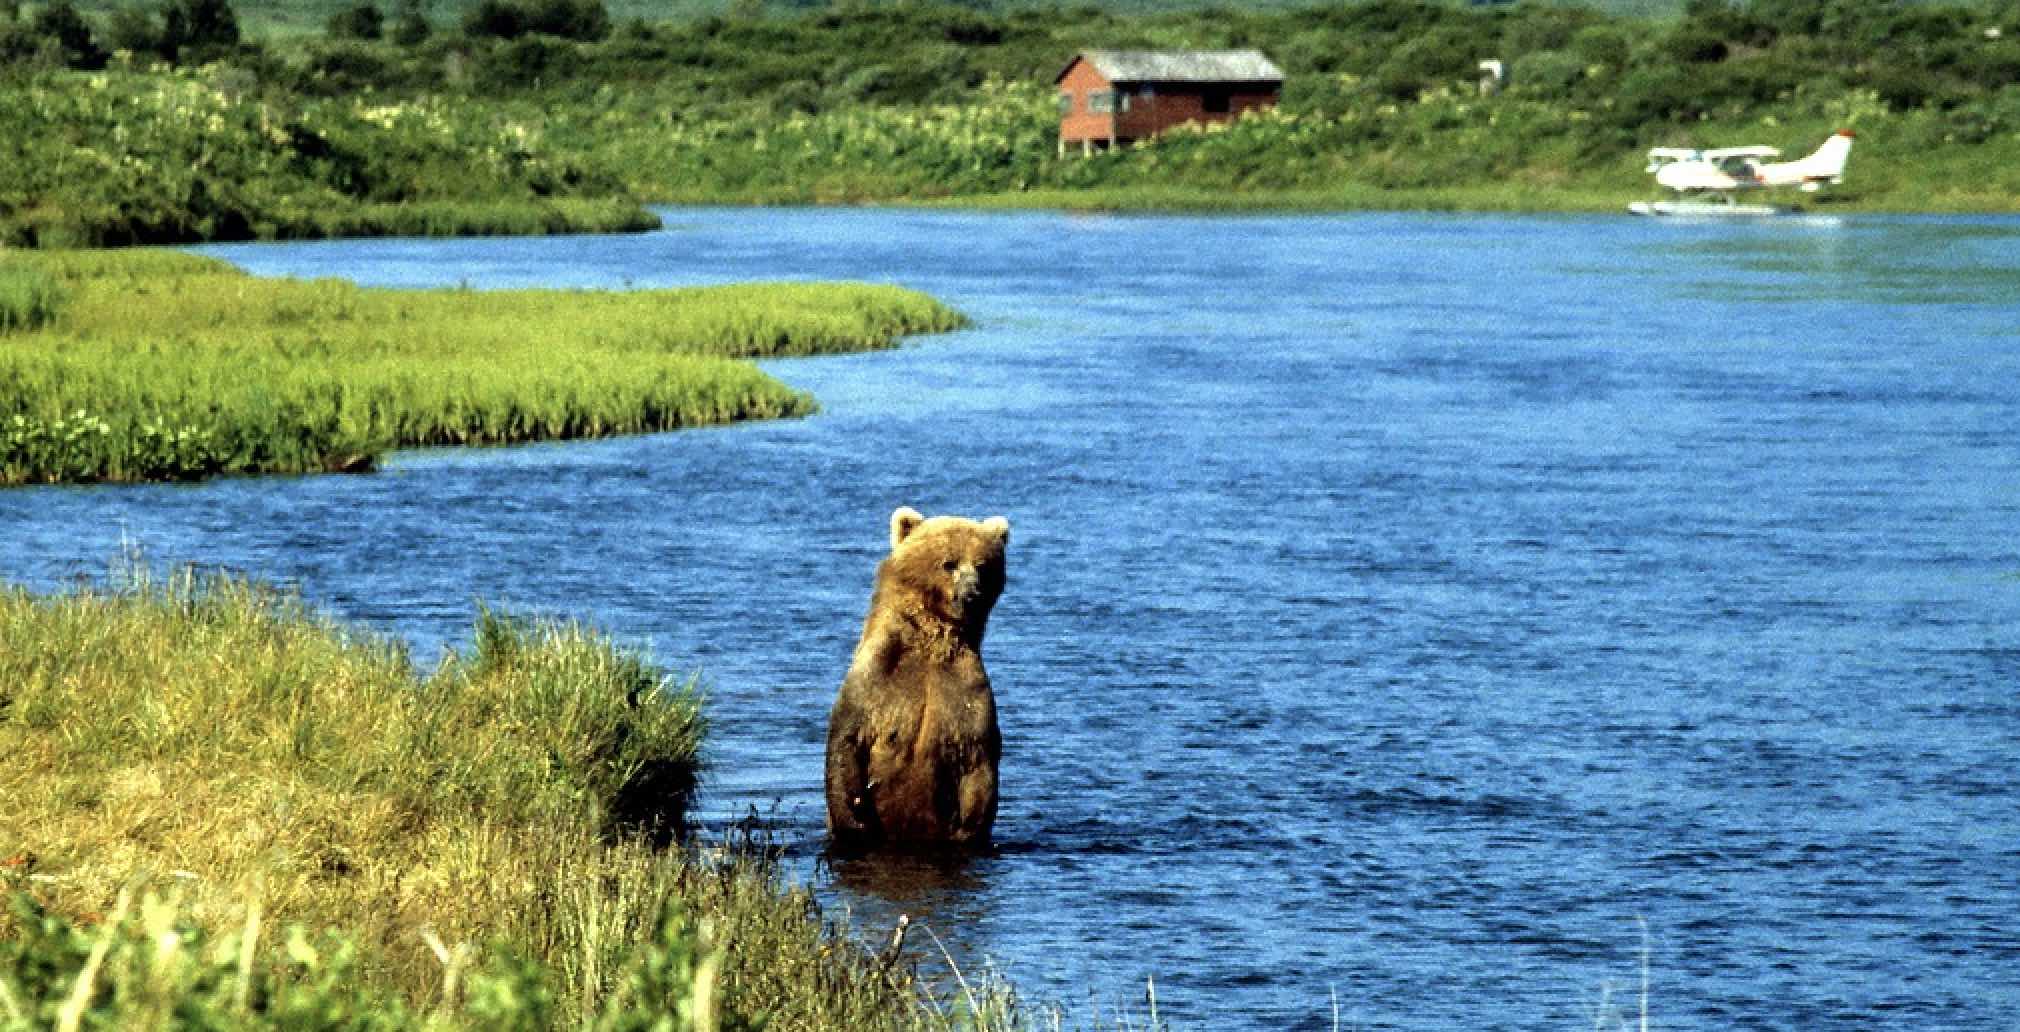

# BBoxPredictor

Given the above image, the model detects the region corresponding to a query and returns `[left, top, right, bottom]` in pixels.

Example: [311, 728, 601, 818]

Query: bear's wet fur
[825, 506, 1008, 851]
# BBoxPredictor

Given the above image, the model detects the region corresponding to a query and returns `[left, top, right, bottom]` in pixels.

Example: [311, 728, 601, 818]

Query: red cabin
[1055, 49, 1284, 155]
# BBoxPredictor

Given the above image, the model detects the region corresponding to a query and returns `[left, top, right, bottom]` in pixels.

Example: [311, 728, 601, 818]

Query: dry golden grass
[0, 569, 1047, 1029]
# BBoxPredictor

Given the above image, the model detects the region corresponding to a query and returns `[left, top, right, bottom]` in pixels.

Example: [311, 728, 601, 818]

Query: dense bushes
[1, 0, 106, 68]
[326, 0, 384, 40]
[0, 66, 655, 245]
[463, 0, 611, 41]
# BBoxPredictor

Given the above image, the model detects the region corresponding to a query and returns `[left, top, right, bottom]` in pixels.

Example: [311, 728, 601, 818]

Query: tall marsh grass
[0, 250, 966, 484]
[0, 570, 1026, 1029]
[0, 568, 698, 1002]
[0, 266, 66, 332]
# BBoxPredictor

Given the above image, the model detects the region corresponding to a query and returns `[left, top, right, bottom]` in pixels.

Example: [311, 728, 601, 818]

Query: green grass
[286, 196, 665, 239]
[0, 569, 706, 1010]
[0, 568, 1031, 1029]
[0, 249, 967, 485]
[0, 266, 66, 332]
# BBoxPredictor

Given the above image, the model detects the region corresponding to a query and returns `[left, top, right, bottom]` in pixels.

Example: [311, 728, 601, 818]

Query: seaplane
[1628, 129, 1854, 217]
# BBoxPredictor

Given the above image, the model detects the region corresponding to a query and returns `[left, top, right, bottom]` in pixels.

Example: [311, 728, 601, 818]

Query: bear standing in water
[825, 507, 1008, 850]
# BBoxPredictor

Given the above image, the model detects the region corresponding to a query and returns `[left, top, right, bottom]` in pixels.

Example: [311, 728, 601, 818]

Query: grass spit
[0, 249, 967, 485]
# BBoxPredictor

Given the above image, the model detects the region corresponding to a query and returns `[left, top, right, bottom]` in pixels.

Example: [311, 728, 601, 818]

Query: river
[6, 209, 2018, 1029]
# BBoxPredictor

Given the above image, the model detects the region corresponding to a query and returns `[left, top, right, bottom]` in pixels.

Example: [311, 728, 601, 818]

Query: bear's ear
[890, 507, 926, 550]
[982, 516, 1009, 543]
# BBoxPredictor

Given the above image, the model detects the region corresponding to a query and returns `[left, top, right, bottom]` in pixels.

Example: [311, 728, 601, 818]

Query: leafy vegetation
[6, 0, 2020, 244]
[0, 249, 966, 484]
[0, 63, 659, 246]
[0, 569, 1024, 1029]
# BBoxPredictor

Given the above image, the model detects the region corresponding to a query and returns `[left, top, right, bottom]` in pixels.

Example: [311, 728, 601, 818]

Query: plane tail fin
[1791, 130, 1855, 185]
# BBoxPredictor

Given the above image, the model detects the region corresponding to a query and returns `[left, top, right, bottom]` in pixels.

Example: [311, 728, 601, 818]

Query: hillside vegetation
[46, 0, 1702, 40]
[5, 0, 2020, 244]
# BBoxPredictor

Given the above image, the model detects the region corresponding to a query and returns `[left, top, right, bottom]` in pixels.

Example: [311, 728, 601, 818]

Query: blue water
[8, 209, 2020, 1029]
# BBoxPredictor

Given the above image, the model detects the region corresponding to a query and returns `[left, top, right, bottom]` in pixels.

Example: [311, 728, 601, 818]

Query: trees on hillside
[0, 0, 241, 66]
[462, 0, 610, 42]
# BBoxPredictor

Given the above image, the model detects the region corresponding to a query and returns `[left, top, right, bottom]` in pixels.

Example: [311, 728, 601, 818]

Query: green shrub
[1665, 24, 1730, 64]
[1613, 64, 1701, 125]
[475, 33, 577, 90]
[1512, 49, 1589, 100]
[1371, 24, 1479, 102]
[161, 0, 241, 61]
[1871, 64, 1965, 112]
[327, 1, 385, 41]
[1569, 23, 1632, 72]
[102, 4, 168, 57]
[464, 0, 611, 42]
[297, 39, 393, 93]
[389, 1, 430, 47]
[26, 0, 106, 69]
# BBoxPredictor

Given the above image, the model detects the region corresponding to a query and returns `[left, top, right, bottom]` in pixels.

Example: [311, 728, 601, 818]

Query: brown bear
[825, 506, 1009, 850]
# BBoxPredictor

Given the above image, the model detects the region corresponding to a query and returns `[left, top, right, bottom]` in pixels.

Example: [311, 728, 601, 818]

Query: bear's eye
[941, 559, 959, 573]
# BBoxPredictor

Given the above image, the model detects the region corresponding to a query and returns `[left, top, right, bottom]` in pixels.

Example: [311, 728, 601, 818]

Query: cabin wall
[1114, 85, 1278, 140]
[1057, 59, 1117, 145]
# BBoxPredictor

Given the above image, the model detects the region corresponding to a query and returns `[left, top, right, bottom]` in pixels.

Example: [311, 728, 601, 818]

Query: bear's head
[881, 506, 1009, 635]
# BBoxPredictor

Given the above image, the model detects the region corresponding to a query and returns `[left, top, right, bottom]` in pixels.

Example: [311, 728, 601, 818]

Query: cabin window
[1202, 90, 1231, 114]
[1057, 93, 1073, 115]
[1088, 90, 1118, 114]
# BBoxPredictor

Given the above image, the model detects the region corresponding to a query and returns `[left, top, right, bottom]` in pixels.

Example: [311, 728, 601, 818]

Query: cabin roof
[1056, 49, 1284, 86]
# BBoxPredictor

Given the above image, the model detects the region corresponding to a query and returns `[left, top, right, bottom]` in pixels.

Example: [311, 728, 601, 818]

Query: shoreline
[43, 184, 2015, 253]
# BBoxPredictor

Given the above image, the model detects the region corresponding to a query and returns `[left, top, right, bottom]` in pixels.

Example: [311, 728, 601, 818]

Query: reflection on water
[1, 210, 2013, 1029]
[829, 851, 988, 904]
[1660, 214, 2020, 304]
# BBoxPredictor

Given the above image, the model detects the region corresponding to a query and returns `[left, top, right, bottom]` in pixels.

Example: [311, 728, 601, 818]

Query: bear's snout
[951, 567, 981, 603]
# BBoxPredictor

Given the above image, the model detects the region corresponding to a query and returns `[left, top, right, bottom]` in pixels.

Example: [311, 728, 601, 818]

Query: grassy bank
[0, 569, 1015, 1028]
[0, 249, 966, 485]
[592, 80, 2017, 215]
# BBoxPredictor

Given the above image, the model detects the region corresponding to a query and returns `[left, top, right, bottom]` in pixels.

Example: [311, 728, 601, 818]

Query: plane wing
[1700, 145, 1780, 161]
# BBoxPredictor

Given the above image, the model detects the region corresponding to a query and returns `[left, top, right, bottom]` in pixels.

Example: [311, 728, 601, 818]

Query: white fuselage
[1647, 131, 1854, 195]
